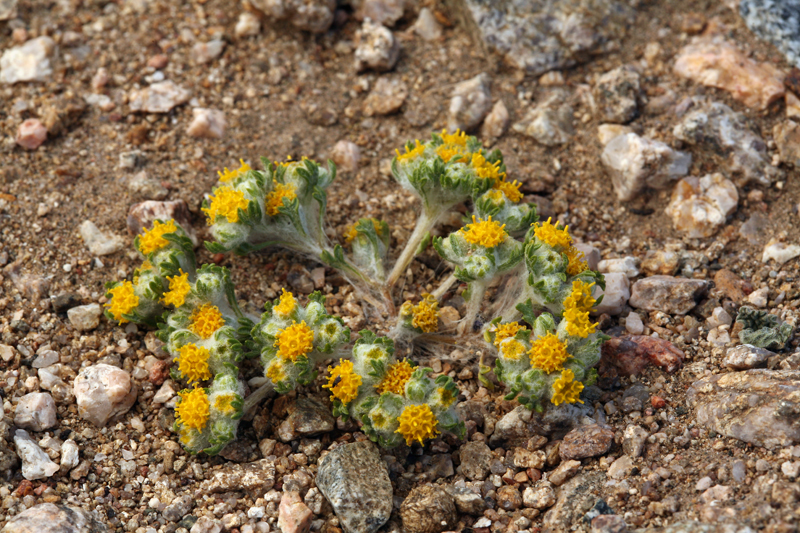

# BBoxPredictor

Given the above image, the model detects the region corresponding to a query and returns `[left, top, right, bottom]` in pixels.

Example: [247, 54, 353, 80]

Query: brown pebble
[148, 54, 169, 69]
[651, 396, 666, 409]
[786, 67, 800, 95]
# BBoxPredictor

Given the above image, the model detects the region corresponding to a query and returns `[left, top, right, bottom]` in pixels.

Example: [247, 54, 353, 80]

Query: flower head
[440, 129, 467, 147]
[275, 321, 314, 361]
[344, 225, 358, 243]
[566, 246, 588, 276]
[533, 218, 571, 249]
[494, 179, 523, 203]
[436, 387, 457, 408]
[492, 321, 526, 347]
[323, 359, 362, 404]
[563, 280, 596, 312]
[105, 281, 139, 324]
[138, 219, 177, 255]
[551, 369, 584, 406]
[499, 338, 526, 361]
[217, 159, 252, 183]
[265, 181, 297, 216]
[162, 269, 191, 307]
[563, 307, 597, 338]
[409, 294, 439, 333]
[396, 404, 439, 446]
[529, 333, 570, 373]
[202, 187, 249, 225]
[470, 152, 505, 183]
[176, 343, 212, 384]
[461, 216, 507, 248]
[176, 388, 210, 430]
[266, 359, 287, 384]
[189, 304, 225, 339]
[376, 359, 413, 395]
[436, 144, 466, 163]
[396, 139, 425, 163]
[213, 393, 238, 416]
[274, 289, 296, 317]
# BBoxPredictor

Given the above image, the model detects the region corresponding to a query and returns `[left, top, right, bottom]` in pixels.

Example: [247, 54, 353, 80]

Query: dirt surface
[2, 0, 800, 532]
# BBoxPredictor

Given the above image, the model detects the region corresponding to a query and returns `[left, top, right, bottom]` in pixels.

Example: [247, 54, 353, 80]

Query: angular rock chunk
[73, 364, 137, 426]
[629, 275, 708, 315]
[13, 429, 59, 480]
[0, 37, 55, 84]
[513, 88, 573, 146]
[316, 441, 392, 533]
[449, 72, 492, 132]
[198, 458, 276, 494]
[1, 503, 108, 533]
[666, 174, 738, 238]
[723, 344, 774, 371]
[592, 66, 641, 124]
[129, 81, 190, 113]
[276, 397, 334, 441]
[14, 393, 57, 432]
[400, 484, 457, 533]
[687, 370, 800, 449]
[543, 472, 604, 529]
[559, 424, 614, 460]
[355, 19, 399, 72]
[601, 335, 685, 376]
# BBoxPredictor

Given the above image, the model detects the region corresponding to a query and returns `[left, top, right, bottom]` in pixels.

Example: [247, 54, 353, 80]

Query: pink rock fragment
[186, 108, 226, 139]
[600, 335, 685, 376]
[278, 491, 313, 533]
[16, 119, 47, 150]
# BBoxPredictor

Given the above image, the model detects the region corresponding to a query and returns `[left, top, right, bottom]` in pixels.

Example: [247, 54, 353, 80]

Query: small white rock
[14, 429, 60, 480]
[355, 19, 399, 72]
[481, 100, 510, 141]
[598, 256, 639, 278]
[593, 272, 630, 316]
[706, 307, 733, 328]
[79, 220, 124, 256]
[152, 381, 176, 404]
[625, 312, 644, 335]
[449, 72, 492, 132]
[129, 80, 190, 113]
[67, 303, 102, 332]
[14, 392, 58, 431]
[73, 364, 138, 426]
[235, 12, 261, 37]
[597, 124, 633, 146]
[762, 240, 800, 265]
[666, 174, 739, 238]
[781, 461, 800, 479]
[413, 8, 442, 41]
[707, 327, 731, 347]
[191, 40, 226, 65]
[60, 439, 80, 470]
[747, 287, 769, 308]
[32, 350, 59, 368]
[330, 140, 361, 173]
[0, 36, 55, 84]
[696, 476, 713, 491]
[16, 118, 47, 150]
[187, 108, 227, 139]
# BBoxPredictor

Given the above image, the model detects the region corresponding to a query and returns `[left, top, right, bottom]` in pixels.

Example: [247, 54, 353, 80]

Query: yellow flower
[213, 393, 238, 416]
[176, 343, 212, 384]
[266, 359, 287, 384]
[492, 321, 526, 347]
[563, 280, 596, 312]
[529, 333, 570, 373]
[566, 246, 588, 276]
[323, 359, 362, 404]
[176, 388, 210, 430]
[344, 225, 358, 243]
[139, 260, 153, 271]
[396, 404, 439, 446]
[563, 307, 597, 338]
[484, 189, 505, 204]
[435, 144, 465, 163]
[202, 187, 249, 225]
[162, 269, 191, 307]
[533, 218, 572, 249]
[376, 359, 414, 395]
[461, 215, 507, 248]
[470, 152, 505, 183]
[499, 339, 526, 361]
[440, 129, 467, 147]
[408, 294, 439, 333]
[275, 321, 314, 361]
[105, 281, 139, 324]
[273, 289, 296, 317]
[395, 139, 425, 162]
[436, 387, 456, 408]
[217, 159, 252, 183]
[189, 304, 225, 339]
[138, 219, 177, 255]
[494, 179, 523, 203]
[551, 369, 584, 406]
[265, 181, 297, 216]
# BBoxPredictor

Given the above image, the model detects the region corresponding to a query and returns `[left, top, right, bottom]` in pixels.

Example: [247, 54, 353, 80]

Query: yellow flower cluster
[189, 304, 225, 339]
[376, 359, 413, 395]
[344, 218, 383, 244]
[551, 369, 584, 406]
[323, 359, 362, 404]
[265, 359, 287, 384]
[162, 270, 191, 307]
[470, 152, 506, 183]
[177, 343, 212, 384]
[533, 218, 572, 249]
[203, 187, 249, 225]
[213, 393, 238, 416]
[492, 322, 526, 347]
[138, 219, 177, 255]
[395, 140, 425, 162]
[461, 215, 507, 249]
[396, 404, 439, 446]
[217, 159, 252, 183]
[563, 280, 598, 338]
[499, 339, 526, 361]
[176, 388, 210, 431]
[529, 333, 570, 373]
[275, 321, 314, 361]
[566, 247, 588, 276]
[265, 181, 297, 216]
[409, 294, 439, 333]
[105, 281, 139, 324]
[274, 289, 296, 317]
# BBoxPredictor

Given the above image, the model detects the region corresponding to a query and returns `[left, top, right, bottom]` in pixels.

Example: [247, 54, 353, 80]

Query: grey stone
[607, 455, 634, 480]
[449, 72, 493, 132]
[190, 40, 225, 65]
[73, 364, 137, 427]
[163, 495, 194, 522]
[592, 66, 641, 124]
[248, 0, 335, 33]
[128, 171, 168, 201]
[198, 458, 276, 493]
[32, 350, 59, 368]
[79, 221, 124, 256]
[447, 486, 486, 515]
[512, 89, 574, 146]
[622, 425, 648, 458]
[736, 306, 794, 350]
[0, 0, 17, 20]
[687, 369, 800, 449]
[67, 303, 102, 332]
[629, 275, 709, 315]
[14, 393, 57, 431]
[600, 133, 691, 201]
[543, 472, 604, 529]
[522, 483, 556, 509]
[673, 100, 781, 187]
[13, 429, 59, 480]
[459, 441, 493, 480]
[363, 77, 408, 116]
[723, 344, 775, 370]
[0, 503, 107, 533]
[129, 81, 190, 114]
[740, 0, 800, 69]
[400, 484, 457, 533]
[559, 424, 614, 460]
[459, 0, 634, 76]
[355, 19, 399, 72]
[317, 441, 392, 533]
[276, 397, 334, 442]
[413, 8, 443, 41]
[490, 403, 594, 447]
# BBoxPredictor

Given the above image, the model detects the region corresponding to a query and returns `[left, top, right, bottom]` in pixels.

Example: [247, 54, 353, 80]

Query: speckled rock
[448, 486, 486, 515]
[629, 276, 709, 315]
[543, 472, 604, 529]
[687, 369, 800, 449]
[665, 173, 738, 238]
[14, 392, 57, 431]
[1, 503, 107, 533]
[622, 424, 648, 458]
[513, 88, 574, 146]
[67, 303, 102, 332]
[400, 484, 457, 533]
[198, 458, 276, 494]
[459, 441, 493, 480]
[673, 100, 781, 187]
[0, 37, 55, 84]
[449, 72, 492, 132]
[248, 0, 335, 33]
[355, 19, 399, 72]
[277, 397, 335, 441]
[126, 200, 198, 247]
[522, 483, 556, 509]
[129, 81, 190, 113]
[13, 430, 59, 480]
[460, 0, 634, 76]
[560, 424, 614, 460]
[78, 221, 124, 256]
[163, 495, 194, 522]
[740, 0, 800, 70]
[491, 403, 595, 446]
[723, 344, 775, 370]
[591, 514, 628, 532]
[600, 133, 691, 201]
[634, 522, 756, 533]
[592, 66, 641, 124]
[73, 364, 137, 427]
[600, 335, 685, 376]
[316, 441, 392, 533]
[363, 77, 408, 116]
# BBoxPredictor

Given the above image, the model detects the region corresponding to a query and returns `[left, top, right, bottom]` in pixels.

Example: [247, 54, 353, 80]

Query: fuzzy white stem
[243, 381, 275, 414]
[431, 273, 458, 300]
[385, 209, 439, 289]
[459, 280, 488, 335]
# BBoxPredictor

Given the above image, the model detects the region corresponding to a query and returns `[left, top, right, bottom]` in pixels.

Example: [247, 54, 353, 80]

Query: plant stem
[459, 280, 488, 335]
[243, 381, 275, 414]
[431, 273, 457, 300]
[385, 209, 439, 289]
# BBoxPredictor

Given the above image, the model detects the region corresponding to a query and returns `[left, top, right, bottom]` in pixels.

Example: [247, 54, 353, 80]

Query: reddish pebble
[651, 395, 666, 409]
[12, 28, 27, 43]
[15, 480, 34, 496]
[147, 54, 169, 69]
[16, 119, 48, 150]
[149, 360, 170, 385]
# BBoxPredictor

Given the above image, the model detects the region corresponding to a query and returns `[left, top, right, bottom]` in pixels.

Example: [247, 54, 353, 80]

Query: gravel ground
[1, 0, 800, 532]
